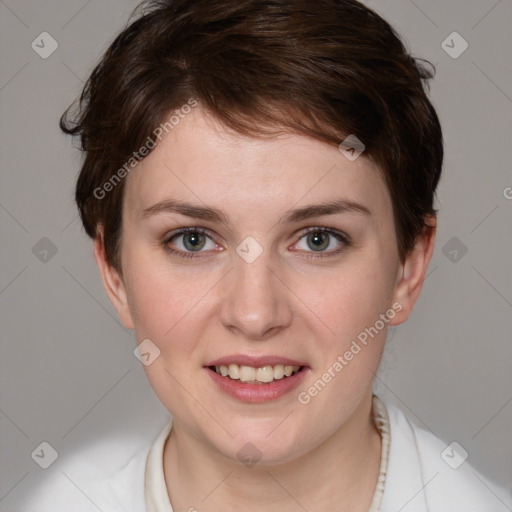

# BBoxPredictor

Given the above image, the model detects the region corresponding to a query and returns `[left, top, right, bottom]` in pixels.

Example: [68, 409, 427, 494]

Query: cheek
[123, 250, 203, 350]
[292, 262, 394, 415]
[124, 259, 208, 411]
[293, 257, 396, 342]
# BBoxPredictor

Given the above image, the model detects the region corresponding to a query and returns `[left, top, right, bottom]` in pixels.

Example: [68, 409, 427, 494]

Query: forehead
[123, 107, 392, 224]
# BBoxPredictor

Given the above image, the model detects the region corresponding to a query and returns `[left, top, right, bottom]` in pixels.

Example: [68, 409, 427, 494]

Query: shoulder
[380, 396, 511, 512]
[22, 435, 151, 512]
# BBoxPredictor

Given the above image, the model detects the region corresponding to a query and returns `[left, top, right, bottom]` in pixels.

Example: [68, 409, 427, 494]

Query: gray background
[1, 0, 511, 509]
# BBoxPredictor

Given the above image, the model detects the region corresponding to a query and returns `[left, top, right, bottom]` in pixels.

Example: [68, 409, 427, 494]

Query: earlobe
[390, 218, 436, 326]
[93, 230, 135, 330]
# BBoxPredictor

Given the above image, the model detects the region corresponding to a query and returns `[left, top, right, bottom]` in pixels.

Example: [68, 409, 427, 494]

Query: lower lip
[205, 367, 308, 403]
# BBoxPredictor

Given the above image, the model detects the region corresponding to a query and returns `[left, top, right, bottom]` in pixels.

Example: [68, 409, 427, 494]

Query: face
[96, 106, 433, 465]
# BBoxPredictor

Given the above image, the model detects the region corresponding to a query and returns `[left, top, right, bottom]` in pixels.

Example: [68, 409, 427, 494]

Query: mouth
[208, 364, 304, 384]
[204, 358, 309, 403]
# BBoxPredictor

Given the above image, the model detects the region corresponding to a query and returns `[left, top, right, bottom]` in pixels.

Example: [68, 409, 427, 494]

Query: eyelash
[163, 226, 351, 260]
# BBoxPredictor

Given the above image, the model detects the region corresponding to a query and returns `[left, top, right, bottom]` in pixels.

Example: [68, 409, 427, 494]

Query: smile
[205, 359, 309, 403]
[211, 364, 302, 384]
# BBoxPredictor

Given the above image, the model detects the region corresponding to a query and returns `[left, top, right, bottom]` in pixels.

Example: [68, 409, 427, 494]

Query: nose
[219, 249, 293, 340]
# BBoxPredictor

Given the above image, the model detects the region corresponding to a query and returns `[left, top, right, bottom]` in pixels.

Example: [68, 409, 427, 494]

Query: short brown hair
[60, 0, 443, 272]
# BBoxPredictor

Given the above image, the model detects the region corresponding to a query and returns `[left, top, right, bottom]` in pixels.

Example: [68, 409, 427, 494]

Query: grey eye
[182, 231, 207, 251]
[306, 231, 330, 251]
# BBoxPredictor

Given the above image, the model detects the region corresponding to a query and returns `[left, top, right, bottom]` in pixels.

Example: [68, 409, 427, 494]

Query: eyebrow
[140, 198, 371, 224]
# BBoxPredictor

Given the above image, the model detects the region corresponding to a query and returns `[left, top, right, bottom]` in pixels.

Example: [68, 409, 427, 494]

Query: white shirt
[23, 395, 511, 511]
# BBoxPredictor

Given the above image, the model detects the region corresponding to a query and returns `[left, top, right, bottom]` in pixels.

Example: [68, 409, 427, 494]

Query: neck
[163, 388, 382, 512]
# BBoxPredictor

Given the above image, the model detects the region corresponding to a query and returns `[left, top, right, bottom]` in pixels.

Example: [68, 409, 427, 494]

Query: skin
[94, 106, 436, 511]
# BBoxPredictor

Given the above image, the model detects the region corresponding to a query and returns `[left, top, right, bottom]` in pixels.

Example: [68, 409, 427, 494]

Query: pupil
[184, 232, 205, 251]
[308, 231, 328, 251]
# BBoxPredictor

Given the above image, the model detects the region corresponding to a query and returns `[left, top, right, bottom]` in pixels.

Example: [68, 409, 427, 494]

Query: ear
[389, 217, 436, 326]
[93, 228, 135, 330]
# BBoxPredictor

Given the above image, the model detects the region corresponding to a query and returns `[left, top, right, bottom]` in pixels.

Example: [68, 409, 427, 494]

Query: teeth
[228, 364, 240, 380]
[214, 364, 301, 383]
[273, 365, 285, 379]
[256, 366, 274, 383]
[239, 365, 256, 381]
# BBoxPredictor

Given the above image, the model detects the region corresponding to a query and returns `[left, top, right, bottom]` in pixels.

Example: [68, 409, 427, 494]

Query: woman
[26, 0, 510, 510]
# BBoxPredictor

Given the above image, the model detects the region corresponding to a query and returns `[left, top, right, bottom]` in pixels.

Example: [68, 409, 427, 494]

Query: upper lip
[205, 355, 308, 368]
